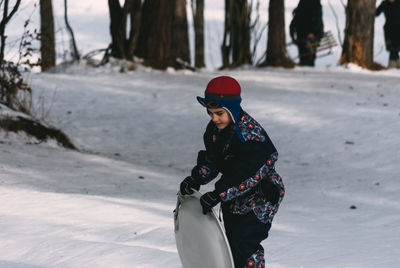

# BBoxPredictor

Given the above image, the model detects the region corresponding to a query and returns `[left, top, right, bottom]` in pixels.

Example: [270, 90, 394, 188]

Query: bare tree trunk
[136, 0, 190, 69]
[172, 0, 190, 64]
[340, 0, 381, 69]
[192, 0, 205, 68]
[261, 0, 294, 68]
[221, 0, 232, 68]
[64, 0, 79, 61]
[232, 0, 251, 65]
[108, 0, 141, 61]
[127, 0, 142, 59]
[40, 0, 56, 71]
[108, 0, 123, 59]
[0, 0, 22, 64]
[220, 0, 251, 68]
[136, 0, 173, 68]
[119, 0, 135, 60]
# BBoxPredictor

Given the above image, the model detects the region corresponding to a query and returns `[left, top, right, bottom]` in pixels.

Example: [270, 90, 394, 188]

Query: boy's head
[197, 76, 242, 125]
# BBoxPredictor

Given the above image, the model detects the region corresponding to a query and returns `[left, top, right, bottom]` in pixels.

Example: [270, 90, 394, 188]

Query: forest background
[3, 0, 389, 70]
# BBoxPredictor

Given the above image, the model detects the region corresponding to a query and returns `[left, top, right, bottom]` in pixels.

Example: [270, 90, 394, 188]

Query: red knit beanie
[204, 76, 241, 100]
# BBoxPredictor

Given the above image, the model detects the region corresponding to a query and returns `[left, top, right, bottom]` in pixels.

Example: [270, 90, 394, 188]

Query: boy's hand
[179, 176, 200, 195]
[200, 191, 220, 215]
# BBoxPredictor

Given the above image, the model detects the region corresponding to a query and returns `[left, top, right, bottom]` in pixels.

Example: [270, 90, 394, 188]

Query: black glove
[260, 179, 280, 204]
[179, 176, 200, 195]
[200, 191, 221, 215]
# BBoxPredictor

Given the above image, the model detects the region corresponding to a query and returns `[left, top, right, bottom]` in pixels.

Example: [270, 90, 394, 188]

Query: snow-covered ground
[1, 64, 399, 267]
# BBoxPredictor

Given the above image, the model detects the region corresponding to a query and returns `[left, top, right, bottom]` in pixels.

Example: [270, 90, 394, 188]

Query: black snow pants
[222, 209, 271, 268]
[298, 40, 316, 66]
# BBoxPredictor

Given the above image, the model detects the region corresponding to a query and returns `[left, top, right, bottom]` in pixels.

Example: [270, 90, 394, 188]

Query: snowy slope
[1, 65, 399, 268]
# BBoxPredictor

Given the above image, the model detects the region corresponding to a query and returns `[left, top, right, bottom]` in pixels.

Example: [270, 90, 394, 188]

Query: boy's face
[208, 108, 232, 130]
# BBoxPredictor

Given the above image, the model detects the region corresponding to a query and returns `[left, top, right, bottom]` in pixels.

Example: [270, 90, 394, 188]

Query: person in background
[179, 76, 285, 268]
[376, 0, 400, 68]
[289, 0, 324, 66]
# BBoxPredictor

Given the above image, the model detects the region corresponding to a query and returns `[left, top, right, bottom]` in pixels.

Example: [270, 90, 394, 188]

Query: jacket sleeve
[191, 150, 219, 185]
[190, 122, 219, 185]
[312, 7, 324, 37]
[214, 141, 279, 202]
[376, 1, 385, 16]
[289, 13, 297, 42]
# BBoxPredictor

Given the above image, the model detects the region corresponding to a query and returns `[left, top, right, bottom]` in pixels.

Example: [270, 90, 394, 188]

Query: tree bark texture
[340, 0, 376, 69]
[221, 0, 232, 68]
[192, 0, 205, 68]
[136, 0, 190, 69]
[40, 0, 56, 71]
[172, 0, 190, 64]
[232, 0, 251, 65]
[108, 0, 123, 58]
[128, 0, 142, 59]
[108, 0, 142, 61]
[221, 0, 251, 68]
[262, 0, 294, 68]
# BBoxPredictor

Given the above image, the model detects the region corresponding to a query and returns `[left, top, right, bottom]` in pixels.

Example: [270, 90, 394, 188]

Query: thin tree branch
[327, 0, 343, 47]
[6, 0, 21, 22]
[1, 0, 22, 63]
[64, 0, 80, 60]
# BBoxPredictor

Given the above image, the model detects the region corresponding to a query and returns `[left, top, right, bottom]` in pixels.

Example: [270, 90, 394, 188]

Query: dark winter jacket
[289, 0, 324, 42]
[191, 110, 285, 224]
[376, 0, 400, 51]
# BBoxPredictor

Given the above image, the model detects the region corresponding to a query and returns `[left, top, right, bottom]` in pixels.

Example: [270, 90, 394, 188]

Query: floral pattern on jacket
[225, 169, 285, 224]
[194, 110, 285, 224]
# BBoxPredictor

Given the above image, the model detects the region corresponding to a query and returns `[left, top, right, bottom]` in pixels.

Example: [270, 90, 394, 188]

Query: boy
[179, 76, 285, 268]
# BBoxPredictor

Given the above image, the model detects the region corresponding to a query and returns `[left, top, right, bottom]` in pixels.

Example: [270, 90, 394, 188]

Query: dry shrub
[1, 19, 41, 115]
[0, 61, 32, 114]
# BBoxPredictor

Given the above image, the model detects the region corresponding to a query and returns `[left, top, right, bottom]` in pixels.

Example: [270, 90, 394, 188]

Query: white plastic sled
[174, 190, 234, 268]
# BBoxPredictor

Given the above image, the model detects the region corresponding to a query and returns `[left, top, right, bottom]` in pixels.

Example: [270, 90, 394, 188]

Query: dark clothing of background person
[376, 0, 400, 67]
[289, 0, 324, 66]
